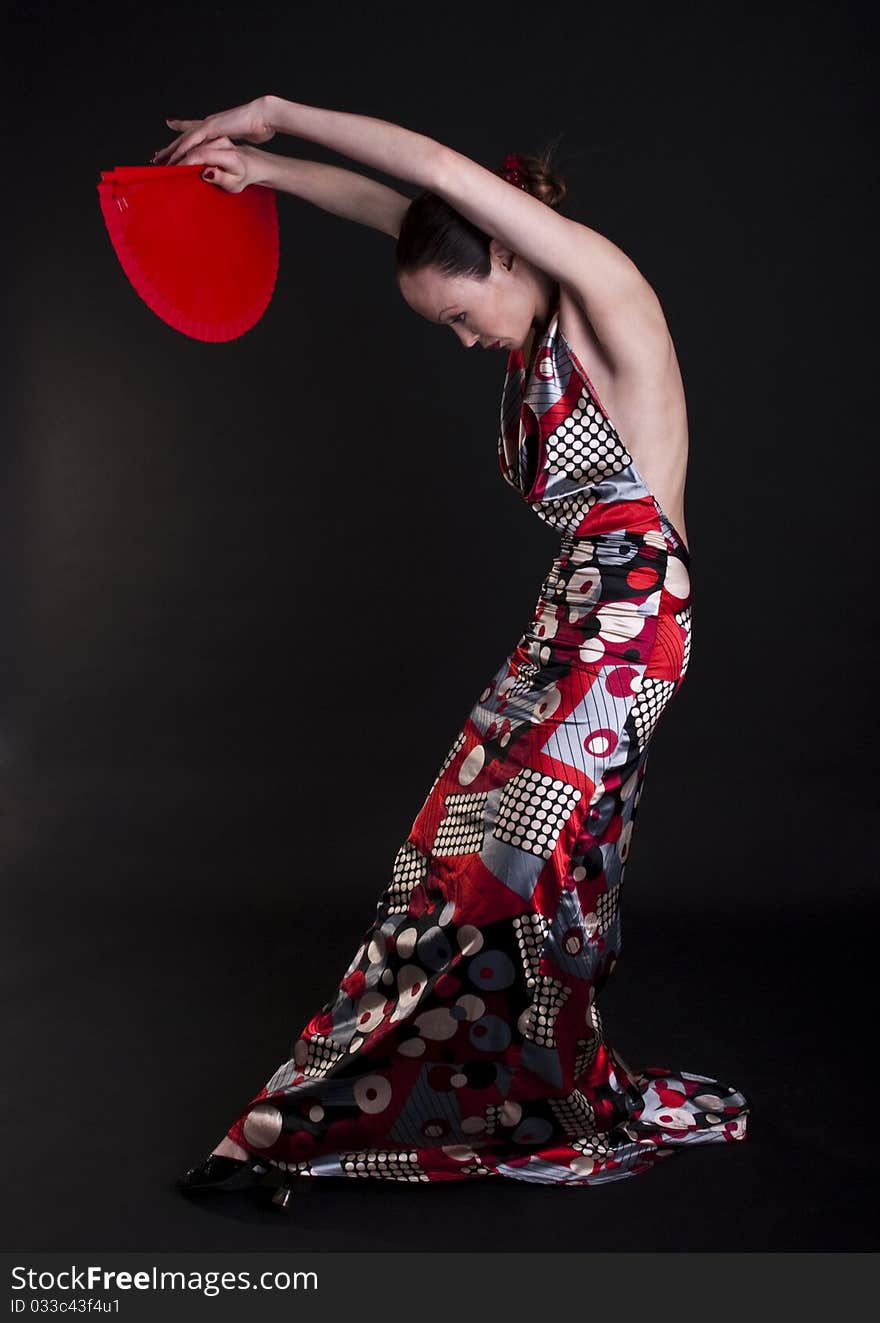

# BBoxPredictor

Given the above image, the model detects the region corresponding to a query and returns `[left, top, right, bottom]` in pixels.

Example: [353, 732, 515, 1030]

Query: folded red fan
[96, 163, 279, 342]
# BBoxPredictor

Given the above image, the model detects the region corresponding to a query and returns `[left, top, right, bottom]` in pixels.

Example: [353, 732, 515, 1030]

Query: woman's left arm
[264, 96, 446, 198]
[264, 96, 670, 373]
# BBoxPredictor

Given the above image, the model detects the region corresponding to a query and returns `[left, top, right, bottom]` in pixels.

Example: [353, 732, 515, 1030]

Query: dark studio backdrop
[2, 0, 877, 1257]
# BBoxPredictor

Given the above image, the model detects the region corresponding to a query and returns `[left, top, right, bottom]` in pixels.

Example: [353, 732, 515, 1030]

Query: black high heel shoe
[176, 1152, 273, 1194]
[270, 1171, 316, 1210]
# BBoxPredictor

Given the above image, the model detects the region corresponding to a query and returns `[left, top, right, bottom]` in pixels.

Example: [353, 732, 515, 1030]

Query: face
[398, 241, 537, 351]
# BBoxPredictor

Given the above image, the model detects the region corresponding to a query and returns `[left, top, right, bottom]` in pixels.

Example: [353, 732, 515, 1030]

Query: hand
[151, 95, 276, 167]
[152, 134, 264, 193]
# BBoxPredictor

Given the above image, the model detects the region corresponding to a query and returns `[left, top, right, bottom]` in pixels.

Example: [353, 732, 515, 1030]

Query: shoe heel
[177, 1152, 271, 1194]
[271, 1173, 315, 1210]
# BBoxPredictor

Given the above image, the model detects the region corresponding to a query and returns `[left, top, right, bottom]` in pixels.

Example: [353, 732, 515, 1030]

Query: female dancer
[159, 95, 750, 1205]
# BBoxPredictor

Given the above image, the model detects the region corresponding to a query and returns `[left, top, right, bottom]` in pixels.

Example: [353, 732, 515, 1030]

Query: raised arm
[429, 147, 671, 373]
[157, 94, 669, 371]
[152, 95, 414, 239]
[260, 96, 670, 373]
[245, 147, 411, 238]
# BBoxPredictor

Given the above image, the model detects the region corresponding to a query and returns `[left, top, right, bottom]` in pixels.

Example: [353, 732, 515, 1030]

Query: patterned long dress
[223, 299, 750, 1185]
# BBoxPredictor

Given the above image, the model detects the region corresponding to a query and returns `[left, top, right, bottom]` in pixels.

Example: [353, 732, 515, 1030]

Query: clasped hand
[150, 95, 276, 192]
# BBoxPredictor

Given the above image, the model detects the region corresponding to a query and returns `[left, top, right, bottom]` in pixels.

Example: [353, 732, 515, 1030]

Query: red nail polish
[203, 170, 214, 180]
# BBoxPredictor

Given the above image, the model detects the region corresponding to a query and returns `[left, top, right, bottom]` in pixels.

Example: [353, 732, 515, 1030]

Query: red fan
[96, 163, 279, 342]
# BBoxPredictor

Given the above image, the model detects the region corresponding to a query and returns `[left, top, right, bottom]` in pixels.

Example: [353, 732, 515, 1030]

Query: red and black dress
[223, 300, 750, 1184]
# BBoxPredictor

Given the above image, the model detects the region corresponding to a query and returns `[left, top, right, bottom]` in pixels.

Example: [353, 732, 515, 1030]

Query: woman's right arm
[244, 146, 410, 238]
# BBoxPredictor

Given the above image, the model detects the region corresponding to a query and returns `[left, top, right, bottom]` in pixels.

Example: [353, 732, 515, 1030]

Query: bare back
[554, 285, 690, 554]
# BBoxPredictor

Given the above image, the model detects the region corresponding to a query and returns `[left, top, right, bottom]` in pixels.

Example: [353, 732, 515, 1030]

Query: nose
[452, 326, 481, 349]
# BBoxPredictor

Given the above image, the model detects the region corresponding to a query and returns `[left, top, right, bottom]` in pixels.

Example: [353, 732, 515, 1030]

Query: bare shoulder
[557, 284, 692, 550]
[556, 283, 683, 422]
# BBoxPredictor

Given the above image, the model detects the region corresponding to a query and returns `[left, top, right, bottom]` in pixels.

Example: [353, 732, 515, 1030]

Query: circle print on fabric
[466, 949, 515, 990]
[468, 1014, 512, 1053]
[242, 1103, 282, 1148]
[457, 925, 484, 956]
[417, 925, 455, 971]
[584, 728, 618, 758]
[354, 1074, 392, 1114]
[664, 556, 691, 602]
[459, 744, 486, 786]
[512, 1115, 554, 1145]
[391, 965, 429, 1021]
[606, 666, 640, 699]
[597, 600, 644, 642]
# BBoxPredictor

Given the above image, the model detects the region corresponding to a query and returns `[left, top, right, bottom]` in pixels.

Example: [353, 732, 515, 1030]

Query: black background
[2, 0, 877, 1254]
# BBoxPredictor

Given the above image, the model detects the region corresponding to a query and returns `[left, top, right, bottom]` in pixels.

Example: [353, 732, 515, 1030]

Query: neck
[532, 278, 560, 331]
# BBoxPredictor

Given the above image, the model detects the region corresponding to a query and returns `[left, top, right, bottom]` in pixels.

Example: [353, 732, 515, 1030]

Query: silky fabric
[223, 300, 750, 1184]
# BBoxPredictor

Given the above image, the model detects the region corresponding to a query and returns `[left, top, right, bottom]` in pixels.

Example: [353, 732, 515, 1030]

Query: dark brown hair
[394, 141, 567, 282]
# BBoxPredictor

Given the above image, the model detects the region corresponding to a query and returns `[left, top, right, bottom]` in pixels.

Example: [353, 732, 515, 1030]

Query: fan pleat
[96, 163, 279, 342]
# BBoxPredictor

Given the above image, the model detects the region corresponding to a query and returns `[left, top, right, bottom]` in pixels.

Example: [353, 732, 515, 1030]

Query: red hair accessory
[501, 153, 528, 190]
[96, 163, 279, 342]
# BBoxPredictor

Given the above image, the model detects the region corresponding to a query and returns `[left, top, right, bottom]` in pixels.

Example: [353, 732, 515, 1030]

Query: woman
[160, 94, 749, 1205]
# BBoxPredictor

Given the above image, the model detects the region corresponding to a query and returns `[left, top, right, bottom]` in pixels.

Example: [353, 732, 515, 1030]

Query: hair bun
[395, 136, 568, 278]
[497, 145, 567, 209]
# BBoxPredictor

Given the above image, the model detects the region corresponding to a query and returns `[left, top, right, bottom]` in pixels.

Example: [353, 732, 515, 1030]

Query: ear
[488, 237, 515, 270]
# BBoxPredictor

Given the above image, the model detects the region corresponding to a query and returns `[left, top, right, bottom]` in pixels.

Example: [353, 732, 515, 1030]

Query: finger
[166, 125, 235, 166]
[179, 145, 240, 169]
[197, 134, 233, 149]
[161, 119, 220, 165]
[177, 146, 244, 186]
[196, 147, 248, 192]
[199, 164, 241, 192]
[155, 118, 200, 158]
[165, 132, 211, 167]
[153, 132, 232, 165]
[152, 133, 188, 164]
